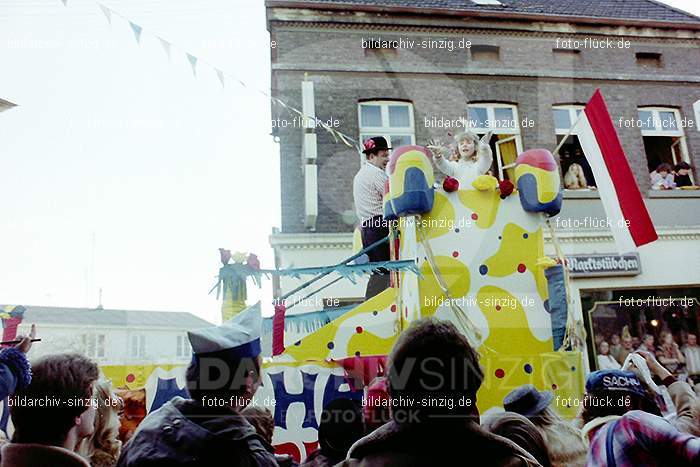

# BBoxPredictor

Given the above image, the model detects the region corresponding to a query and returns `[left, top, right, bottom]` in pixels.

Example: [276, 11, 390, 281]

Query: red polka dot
[495, 305, 501, 311]
[471, 213, 478, 220]
[391, 304, 397, 312]
[517, 263, 526, 273]
[356, 326, 364, 334]
[452, 251, 459, 257]
[551, 384, 558, 390]
[495, 369, 505, 378]
[126, 374, 135, 383]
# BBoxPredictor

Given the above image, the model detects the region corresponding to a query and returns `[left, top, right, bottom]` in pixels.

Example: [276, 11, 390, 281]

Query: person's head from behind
[675, 161, 691, 176]
[186, 353, 262, 409]
[241, 406, 275, 444]
[482, 412, 552, 467]
[581, 369, 658, 425]
[78, 380, 123, 461]
[611, 334, 620, 345]
[186, 303, 264, 410]
[502, 384, 556, 428]
[387, 317, 483, 423]
[317, 398, 364, 462]
[655, 163, 672, 176]
[11, 353, 99, 449]
[362, 137, 391, 170]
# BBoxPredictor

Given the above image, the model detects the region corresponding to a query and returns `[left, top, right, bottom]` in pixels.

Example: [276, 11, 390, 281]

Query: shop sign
[564, 253, 641, 277]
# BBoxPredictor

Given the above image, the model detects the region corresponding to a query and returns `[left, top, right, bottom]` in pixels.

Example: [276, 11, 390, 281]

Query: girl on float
[431, 129, 494, 188]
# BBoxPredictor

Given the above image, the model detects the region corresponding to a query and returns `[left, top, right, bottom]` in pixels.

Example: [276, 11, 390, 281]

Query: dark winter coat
[116, 397, 278, 467]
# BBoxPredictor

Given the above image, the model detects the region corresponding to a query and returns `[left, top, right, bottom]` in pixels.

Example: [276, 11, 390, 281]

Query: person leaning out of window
[649, 163, 675, 190]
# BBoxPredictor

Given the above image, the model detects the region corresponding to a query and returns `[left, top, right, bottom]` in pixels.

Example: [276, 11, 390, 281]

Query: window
[130, 334, 146, 358]
[82, 333, 106, 359]
[552, 105, 597, 190]
[176, 335, 191, 358]
[471, 45, 500, 62]
[636, 52, 662, 68]
[466, 103, 521, 180]
[638, 107, 692, 182]
[358, 100, 415, 150]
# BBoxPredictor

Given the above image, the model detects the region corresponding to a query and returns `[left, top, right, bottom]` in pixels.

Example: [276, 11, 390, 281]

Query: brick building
[266, 0, 700, 365]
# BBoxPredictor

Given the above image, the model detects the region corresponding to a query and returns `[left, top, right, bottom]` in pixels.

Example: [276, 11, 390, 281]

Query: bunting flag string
[98, 4, 111, 24]
[59, 0, 362, 152]
[129, 21, 142, 44]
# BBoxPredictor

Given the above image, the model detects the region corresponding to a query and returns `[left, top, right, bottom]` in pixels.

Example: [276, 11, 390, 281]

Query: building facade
[266, 0, 700, 367]
[14, 305, 211, 387]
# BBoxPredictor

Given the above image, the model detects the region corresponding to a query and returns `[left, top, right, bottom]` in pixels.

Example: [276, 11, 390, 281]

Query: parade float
[224, 144, 589, 462]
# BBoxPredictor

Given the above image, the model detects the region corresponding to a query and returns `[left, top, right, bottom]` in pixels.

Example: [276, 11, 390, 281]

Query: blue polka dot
[523, 233, 528, 239]
[571, 366, 576, 372]
[355, 351, 361, 357]
[524, 364, 533, 374]
[372, 310, 378, 316]
[479, 265, 488, 275]
[294, 340, 301, 346]
[327, 342, 334, 350]
[498, 236, 502, 240]
[455, 228, 460, 233]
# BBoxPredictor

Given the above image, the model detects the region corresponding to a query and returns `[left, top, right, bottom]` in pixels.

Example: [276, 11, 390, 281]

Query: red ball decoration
[498, 179, 514, 198]
[443, 176, 460, 192]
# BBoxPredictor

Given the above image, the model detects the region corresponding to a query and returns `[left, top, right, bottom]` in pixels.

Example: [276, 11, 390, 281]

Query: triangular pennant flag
[98, 4, 112, 24]
[186, 53, 198, 76]
[129, 22, 143, 43]
[158, 38, 171, 61]
[215, 69, 225, 87]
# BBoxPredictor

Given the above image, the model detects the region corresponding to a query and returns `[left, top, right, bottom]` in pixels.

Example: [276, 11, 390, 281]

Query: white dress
[434, 144, 493, 188]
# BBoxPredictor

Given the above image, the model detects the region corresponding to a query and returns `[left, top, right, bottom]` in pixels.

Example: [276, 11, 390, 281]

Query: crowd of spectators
[1, 315, 699, 466]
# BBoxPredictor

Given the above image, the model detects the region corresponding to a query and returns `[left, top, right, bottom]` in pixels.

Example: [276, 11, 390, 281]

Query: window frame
[466, 103, 523, 180]
[638, 106, 691, 174]
[81, 333, 106, 359]
[637, 107, 684, 137]
[358, 100, 416, 152]
[176, 334, 191, 358]
[552, 105, 584, 135]
[130, 333, 146, 358]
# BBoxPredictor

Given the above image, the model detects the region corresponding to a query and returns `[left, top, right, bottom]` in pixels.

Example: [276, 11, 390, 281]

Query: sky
[0, 0, 278, 324]
[0, 0, 698, 324]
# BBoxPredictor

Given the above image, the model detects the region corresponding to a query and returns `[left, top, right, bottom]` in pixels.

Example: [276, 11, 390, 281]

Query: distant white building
[14, 306, 212, 388]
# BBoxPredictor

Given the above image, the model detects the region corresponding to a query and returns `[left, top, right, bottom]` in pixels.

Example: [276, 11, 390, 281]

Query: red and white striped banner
[575, 90, 658, 253]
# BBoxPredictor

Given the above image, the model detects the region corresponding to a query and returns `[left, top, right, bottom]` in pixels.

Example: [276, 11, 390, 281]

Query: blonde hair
[453, 130, 480, 161]
[78, 381, 123, 467]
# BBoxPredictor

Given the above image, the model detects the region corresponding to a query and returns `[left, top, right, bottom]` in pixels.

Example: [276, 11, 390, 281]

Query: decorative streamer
[129, 21, 143, 44]
[81, 1, 362, 151]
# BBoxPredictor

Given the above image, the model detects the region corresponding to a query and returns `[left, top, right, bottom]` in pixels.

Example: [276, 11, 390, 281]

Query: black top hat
[362, 136, 392, 154]
[503, 385, 553, 417]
